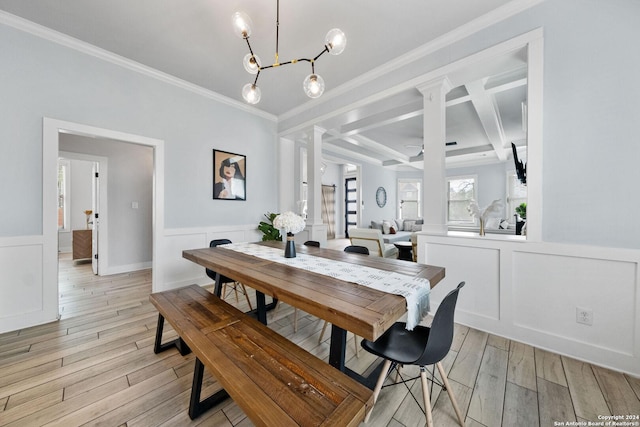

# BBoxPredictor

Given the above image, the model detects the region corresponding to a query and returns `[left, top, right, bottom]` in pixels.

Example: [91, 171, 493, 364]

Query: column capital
[416, 76, 453, 99]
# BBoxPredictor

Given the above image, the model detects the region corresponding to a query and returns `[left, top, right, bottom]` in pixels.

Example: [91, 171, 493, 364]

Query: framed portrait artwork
[213, 149, 246, 200]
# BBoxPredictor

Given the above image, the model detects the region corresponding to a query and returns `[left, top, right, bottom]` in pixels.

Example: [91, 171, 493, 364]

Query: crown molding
[0, 10, 277, 123]
[279, 0, 545, 122]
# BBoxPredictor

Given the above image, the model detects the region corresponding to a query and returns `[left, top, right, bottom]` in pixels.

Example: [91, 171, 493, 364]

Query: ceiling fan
[405, 141, 457, 157]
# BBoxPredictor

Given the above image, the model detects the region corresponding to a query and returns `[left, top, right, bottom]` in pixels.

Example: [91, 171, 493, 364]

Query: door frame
[58, 151, 108, 275]
[44, 118, 165, 319]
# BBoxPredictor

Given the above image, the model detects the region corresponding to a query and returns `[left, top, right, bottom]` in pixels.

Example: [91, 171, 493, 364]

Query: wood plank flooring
[1, 248, 638, 426]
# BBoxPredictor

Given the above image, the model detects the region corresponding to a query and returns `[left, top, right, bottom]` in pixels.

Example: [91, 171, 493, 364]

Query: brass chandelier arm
[235, 0, 345, 103]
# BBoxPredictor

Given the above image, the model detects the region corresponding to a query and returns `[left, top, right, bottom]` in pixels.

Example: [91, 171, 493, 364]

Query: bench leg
[189, 357, 230, 419]
[153, 314, 191, 355]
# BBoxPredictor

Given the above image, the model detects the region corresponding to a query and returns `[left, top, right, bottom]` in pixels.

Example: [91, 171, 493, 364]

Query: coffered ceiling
[0, 0, 530, 170]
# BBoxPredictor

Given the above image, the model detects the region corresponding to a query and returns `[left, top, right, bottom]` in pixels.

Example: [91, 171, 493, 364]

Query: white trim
[279, 28, 544, 137]
[0, 235, 43, 247]
[59, 151, 109, 275]
[0, 10, 276, 123]
[419, 232, 640, 376]
[524, 35, 544, 242]
[43, 119, 165, 323]
[0, 2, 542, 126]
[104, 262, 153, 276]
[279, 0, 545, 122]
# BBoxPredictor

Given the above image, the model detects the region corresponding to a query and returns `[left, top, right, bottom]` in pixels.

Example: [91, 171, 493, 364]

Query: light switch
[132, 202, 139, 209]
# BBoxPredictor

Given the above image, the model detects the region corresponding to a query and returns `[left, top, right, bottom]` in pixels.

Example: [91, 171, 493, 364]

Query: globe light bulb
[242, 83, 261, 104]
[303, 74, 325, 98]
[232, 11, 252, 39]
[243, 53, 261, 74]
[325, 28, 346, 55]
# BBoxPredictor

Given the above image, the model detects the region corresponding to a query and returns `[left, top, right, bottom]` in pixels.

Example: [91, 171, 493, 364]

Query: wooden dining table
[182, 240, 445, 388]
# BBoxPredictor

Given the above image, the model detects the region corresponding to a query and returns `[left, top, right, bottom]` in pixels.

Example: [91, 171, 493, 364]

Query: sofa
[370, 219, 423, 243]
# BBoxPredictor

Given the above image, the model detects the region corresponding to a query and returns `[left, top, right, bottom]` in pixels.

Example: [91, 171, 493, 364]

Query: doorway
[58, 152, 107, 276]
[43, 118, 165, 321]
[344, 177, 358, 238]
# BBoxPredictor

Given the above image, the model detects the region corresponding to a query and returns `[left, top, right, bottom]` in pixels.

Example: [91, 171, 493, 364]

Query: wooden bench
[150, 284, 373, 426]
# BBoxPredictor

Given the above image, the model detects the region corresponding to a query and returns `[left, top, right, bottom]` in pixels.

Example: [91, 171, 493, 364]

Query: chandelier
[232, 0, 347, 105]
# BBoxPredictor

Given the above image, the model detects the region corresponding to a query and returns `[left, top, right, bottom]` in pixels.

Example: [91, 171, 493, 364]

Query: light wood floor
[1, 248, 639, 426]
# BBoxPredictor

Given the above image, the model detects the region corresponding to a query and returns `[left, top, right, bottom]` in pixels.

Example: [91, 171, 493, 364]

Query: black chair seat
[361, 322, 430, 365]
[360, 281, 466, 427]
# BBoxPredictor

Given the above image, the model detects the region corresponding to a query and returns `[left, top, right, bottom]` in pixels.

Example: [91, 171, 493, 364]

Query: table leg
[213, 273, 222, 297]
[256, 291, 267, 325]
[329, 324, 347, 370]
[329, 323, 381, 390]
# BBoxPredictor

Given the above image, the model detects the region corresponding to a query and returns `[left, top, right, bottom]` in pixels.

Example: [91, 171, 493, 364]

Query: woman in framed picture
[214, 157, 245, 200]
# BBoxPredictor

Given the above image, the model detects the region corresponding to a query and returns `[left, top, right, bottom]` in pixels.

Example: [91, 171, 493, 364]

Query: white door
[91, 162, 99, 275]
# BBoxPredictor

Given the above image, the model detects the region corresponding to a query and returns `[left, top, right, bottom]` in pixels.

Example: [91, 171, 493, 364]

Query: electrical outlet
[576, 307, 593, 326]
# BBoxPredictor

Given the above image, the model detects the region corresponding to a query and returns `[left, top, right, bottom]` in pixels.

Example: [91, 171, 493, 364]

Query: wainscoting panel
[161, 225, 264, 292]
[0, 236, 59, 334]
[425, 242, 501, 321]
[418, 232, 640, 376]
[512, 251, 636, 356]
[0, 243, 43, 318]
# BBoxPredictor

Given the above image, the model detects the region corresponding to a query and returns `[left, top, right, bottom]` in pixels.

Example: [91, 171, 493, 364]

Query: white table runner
[221, 242, 430, 330]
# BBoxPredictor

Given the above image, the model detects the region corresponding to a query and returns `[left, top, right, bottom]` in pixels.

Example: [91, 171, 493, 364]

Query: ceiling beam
[324, 130, 410, 162]
[465, 79, 508, 161]
[321, 141, 384, 166]
[338, 101, 423, 137]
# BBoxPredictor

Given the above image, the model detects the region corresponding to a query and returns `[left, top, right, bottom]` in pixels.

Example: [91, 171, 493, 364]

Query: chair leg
[232, 283, 240, 303]
[364, 359, 391, 423]
[420, 367, 434, 427]
[395, 364, 403, 382]
[318, 320, 329, 344]
[239, 283, 253, 311]
[319, 321, 358, 357]
[436, 362, 465, 426]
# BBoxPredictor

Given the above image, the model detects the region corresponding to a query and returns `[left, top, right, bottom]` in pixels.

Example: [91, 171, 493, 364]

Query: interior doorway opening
[43, 118, 165, 321]
[58, 152, 106, 276]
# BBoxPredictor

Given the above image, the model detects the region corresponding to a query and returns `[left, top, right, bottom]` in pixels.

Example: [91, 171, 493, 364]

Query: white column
[303, 126, 327, 245]
[417, 77, 452, 235]
[278, 137, 295, 212]
[306, 126, 324, 226]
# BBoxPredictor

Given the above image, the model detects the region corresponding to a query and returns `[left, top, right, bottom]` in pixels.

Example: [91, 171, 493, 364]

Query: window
[506, 172, 527, 224]
[447, 175, 476, 224]
[57, 159, 70, 230]
[397, 179, 422, 219]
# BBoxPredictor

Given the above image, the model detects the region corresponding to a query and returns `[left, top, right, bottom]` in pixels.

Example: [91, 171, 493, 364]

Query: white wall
[360, 162, 398, 227]
[0, 18, 278, 332]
